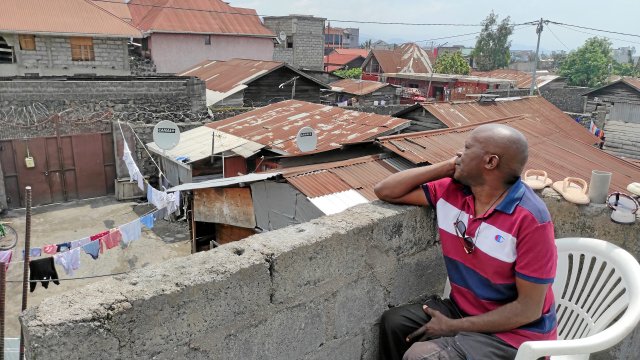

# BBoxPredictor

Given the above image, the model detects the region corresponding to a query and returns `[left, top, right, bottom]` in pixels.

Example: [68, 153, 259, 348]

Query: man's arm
[374, 158, 456, 206]
[408, 277, 549, 340]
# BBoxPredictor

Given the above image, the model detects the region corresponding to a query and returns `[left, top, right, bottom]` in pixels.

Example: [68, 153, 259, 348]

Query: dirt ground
[0, 196, 192, 336]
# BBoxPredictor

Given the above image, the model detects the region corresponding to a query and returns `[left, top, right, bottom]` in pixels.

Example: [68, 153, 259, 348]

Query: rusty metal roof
[0, 0, 141, 37]
[378, 115, 640, 192]
[329, 79, 392, 96]
[179, 59, 328, 105]
[281, 154, 403, 200]
[332, 48, 370, 57]
[324, 53, 364, 68]
[128, 0, 275, 37]
[421, 96, 598, 145]
[585, 77, 640, 95]
[472, 69, 560, 89]
[369, 43, 433, 74]
[92, 0, 132, 23]
[206, 100, 411, 155]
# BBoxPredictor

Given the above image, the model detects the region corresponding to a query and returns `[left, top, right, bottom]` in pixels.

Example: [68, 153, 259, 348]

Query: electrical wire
[93, 0, 526, 27]
[552, 23, 640, 46]
[548, 21, 640, 39]
[545, 24, 571, 51]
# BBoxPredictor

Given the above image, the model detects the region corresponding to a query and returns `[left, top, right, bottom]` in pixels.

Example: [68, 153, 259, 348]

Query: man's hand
[405, 305, 458, 343]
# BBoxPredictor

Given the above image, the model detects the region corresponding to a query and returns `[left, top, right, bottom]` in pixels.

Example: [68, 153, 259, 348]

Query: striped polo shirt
[423, 177, 557, 349]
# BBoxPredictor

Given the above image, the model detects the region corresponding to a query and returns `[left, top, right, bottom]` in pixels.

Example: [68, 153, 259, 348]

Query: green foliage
[333, 67, 362, 79]
[613, 62, 640, 77]
[472, 12, 514, 71]
[434, 51, 471, 75]
[559, 37, 613, 87]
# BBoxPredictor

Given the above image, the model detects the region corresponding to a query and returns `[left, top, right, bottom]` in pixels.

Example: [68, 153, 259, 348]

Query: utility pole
[529, 18, 544, 96]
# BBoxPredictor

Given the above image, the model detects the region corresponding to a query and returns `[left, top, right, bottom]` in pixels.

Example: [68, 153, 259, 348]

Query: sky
[231, 0, 640, 53]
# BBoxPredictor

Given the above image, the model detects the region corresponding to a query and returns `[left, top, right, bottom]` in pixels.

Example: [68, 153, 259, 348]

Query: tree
[434, 51, 471, 75]
[472, 12, 514, 71]
[333, 67, 362, 79]
[560, 37, 613, 87]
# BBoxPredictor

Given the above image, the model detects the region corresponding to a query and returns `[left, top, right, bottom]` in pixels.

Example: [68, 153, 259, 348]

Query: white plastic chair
[443, 238, 640, 359]
[515, 237, 640, 359]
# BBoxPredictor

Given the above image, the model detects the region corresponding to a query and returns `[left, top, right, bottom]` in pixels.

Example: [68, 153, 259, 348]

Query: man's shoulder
[515, 186, 552, 224]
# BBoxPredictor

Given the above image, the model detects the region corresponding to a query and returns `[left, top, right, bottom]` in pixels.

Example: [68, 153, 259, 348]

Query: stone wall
[20, 193, 640, 359]
[540, 87, 589, 113]
[0, 34, 130, 76]
[0, 76, 207, 175]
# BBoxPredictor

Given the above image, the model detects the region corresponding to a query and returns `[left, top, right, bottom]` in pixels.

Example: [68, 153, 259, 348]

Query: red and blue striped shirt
[423, 177, 557, 348]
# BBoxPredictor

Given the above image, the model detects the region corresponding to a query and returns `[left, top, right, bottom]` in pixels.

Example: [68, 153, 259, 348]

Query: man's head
[453, 124, 528, 187]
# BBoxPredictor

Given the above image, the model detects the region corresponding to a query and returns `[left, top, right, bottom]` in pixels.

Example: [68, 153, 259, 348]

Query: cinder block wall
[20, 195, 640, 359]
[1, 34, 130, 76]
[264, 16, 325, 71]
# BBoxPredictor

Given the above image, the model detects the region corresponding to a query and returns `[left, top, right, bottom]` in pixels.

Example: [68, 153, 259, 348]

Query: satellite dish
[152, 120, 180, 150]
[279, 31, 287, 41]
[295, 126, 317, 153]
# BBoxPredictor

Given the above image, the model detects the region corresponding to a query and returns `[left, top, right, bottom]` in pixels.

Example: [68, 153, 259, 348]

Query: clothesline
[6, 271, 128, 283]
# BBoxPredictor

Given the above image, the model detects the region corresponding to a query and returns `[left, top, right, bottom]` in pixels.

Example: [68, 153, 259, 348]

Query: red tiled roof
[421, 96, 598, 145]
[378, 115, 640, 192]
[0, 0, 141, 37]
[329, 79, 391, 96]
[281, 154, 402, 200]
[369, 43, 433, 74]
[332, 48, 370, 57]
[128, 0, 275, 37]
[206, 100, 410, 155]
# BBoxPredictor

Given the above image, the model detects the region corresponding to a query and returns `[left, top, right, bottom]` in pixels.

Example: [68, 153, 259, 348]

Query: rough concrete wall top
[20, 192, 640, 360]
[21, 202, 444, 360]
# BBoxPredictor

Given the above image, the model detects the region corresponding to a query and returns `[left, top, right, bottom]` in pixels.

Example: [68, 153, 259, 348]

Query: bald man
[374, 124, 557, 360]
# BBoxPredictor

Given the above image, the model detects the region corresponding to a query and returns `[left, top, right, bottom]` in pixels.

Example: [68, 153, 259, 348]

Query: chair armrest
[514, 329, 632, 360]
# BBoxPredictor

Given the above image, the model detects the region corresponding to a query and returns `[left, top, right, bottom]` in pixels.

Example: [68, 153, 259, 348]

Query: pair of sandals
[523, 170, 590, 205]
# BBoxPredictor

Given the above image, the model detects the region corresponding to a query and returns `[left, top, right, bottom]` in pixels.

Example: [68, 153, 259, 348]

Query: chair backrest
[553, 237, 640, 341]
[442, 238, 640, 344]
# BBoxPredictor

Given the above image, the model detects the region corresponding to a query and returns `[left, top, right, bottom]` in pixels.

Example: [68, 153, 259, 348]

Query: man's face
[453, 132, 486, 186]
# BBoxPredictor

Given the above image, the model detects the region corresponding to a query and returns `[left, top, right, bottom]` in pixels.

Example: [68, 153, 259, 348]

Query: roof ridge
[87, 0, 142, 33]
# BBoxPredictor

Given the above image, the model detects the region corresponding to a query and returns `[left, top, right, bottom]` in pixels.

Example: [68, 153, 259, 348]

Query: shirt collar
[494, 178, 526, 214]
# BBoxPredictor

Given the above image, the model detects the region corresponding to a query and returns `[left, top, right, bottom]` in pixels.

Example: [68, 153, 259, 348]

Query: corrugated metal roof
[382, 72, 516, 85]
[378, 115, 640, 192]
[280, 154, 402, 200]
[179, 59, 328, 106]
[332, 48, 370, 57]
[472, 69, 560, 89]
[324, 53, 363, 67]
[166, 172, 281, 192]
[92, 0, 132, 23]
[146, 126, 264, 162]
[128, 0, 275, 37]
[329, 79, 391, 96]
[308, 190, 369, 215]
[206, 100, 411, 155]
[422, 96, 598, 145]
[0, 0, 141, 37]
[370, 43, 433, 74]
[623, 77, 640, 92]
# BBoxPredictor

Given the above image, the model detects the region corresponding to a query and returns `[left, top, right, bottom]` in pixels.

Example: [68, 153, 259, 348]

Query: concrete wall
[264, 16, 325, 71]
[0, 34, 130, 76]
[20, 193, 640, 359]
[149, 33, 274, 74]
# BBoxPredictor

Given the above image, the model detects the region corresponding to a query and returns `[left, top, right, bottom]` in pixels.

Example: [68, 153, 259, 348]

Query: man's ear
[485, 154, 499, 169]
